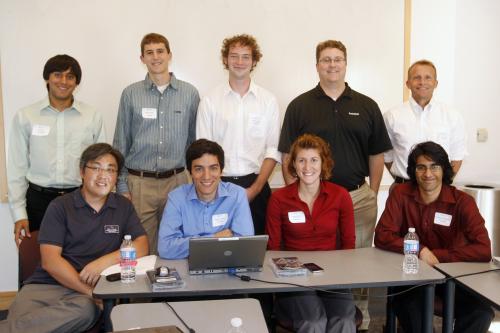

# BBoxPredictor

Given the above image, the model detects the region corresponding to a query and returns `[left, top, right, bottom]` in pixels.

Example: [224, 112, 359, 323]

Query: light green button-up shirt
[7, 97, 106, 222]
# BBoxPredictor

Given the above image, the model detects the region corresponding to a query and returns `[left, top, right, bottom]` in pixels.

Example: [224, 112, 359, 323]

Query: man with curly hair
[196, 34, 281, 235]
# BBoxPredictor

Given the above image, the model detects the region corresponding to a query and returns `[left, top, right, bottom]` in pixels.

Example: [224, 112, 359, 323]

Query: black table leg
[385, 287, 396, 333]
[103, 299, 116, 332]
[442, 279, 455, 333]
[422, 284, 435, 333]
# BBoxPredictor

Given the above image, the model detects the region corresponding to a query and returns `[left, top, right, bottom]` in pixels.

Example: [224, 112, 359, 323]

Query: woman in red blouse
[266, 134, 356, 333]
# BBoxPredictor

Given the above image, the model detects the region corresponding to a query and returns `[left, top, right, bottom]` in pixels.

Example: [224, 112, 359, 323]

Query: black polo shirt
[279, 83, 392, 190]
[27, 189, 146, 285]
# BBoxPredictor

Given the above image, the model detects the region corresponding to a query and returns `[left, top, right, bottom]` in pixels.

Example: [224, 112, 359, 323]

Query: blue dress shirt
[158, 181, 254, 259]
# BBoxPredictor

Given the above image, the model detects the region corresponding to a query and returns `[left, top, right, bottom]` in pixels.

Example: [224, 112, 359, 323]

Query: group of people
[1, 31, 494, 333]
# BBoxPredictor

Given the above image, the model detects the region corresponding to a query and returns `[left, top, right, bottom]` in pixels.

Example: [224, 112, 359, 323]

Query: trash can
[459, 184, 500, 256]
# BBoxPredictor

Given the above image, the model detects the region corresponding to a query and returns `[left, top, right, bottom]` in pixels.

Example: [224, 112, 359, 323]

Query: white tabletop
[94, 247, 444, 299]
[110, 298, 269, 333]
[435, 261, 500, 308]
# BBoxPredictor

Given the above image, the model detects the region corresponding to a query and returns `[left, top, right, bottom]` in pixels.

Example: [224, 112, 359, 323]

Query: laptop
[493, 256, 500, 266]
[188, 235, 268, 275]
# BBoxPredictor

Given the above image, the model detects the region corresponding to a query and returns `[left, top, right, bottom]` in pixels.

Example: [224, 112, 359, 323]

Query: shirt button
[160, 141, 163, 144]
[159, 157, 162, 160]
[160, 126, 163, 129]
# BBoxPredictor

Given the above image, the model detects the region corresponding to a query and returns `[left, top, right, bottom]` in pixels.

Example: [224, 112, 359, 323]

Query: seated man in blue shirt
[158, 139, 254, 259]
[0, 143, 148, 333]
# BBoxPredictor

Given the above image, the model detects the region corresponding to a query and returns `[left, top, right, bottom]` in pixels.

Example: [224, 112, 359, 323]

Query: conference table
[93, 247, 445, 332]
[110, 298, 268, 332]
[435, 261, 500, 333]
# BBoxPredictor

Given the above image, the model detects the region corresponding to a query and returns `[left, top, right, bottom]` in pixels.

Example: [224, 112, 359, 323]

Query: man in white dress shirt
[384, 59, 466, 183]
[196, 34, 281, 234]
[7, 54, 105, 247]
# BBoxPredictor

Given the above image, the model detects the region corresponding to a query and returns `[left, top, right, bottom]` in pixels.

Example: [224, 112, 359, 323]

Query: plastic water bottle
[120, 235, 137, 283]
[227, 317, 245, 333]
[403, 227, 419, 274]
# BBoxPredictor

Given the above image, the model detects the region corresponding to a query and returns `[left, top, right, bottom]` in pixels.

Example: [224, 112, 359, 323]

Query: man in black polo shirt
[0, 143, 148, 333]
[278, 39, 392, 330]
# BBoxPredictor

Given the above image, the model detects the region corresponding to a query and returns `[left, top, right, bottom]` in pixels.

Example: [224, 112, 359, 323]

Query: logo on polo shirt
[348, 112, 360, 116]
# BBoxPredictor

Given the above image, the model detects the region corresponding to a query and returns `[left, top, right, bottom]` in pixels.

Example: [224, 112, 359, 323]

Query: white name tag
[32, 124, 50, 136]
[434, 212, 452, 227]
[288, 211, 306, 223]
[141, 108, 157, 119]
[212, 213, 228, 227]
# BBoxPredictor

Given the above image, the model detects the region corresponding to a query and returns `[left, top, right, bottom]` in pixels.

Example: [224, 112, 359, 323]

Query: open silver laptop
[188, 235, 268, 275]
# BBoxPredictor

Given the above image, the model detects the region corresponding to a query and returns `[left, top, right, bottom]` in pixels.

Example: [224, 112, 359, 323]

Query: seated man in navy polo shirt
[158, 139, 254, 259]
[1, 143, 148, 333]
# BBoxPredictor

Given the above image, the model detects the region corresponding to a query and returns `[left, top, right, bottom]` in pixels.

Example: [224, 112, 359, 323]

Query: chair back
[18, 230, 40, 286]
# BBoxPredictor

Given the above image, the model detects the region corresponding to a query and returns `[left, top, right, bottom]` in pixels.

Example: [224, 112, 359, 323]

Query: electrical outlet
[477, 128, 488, 142]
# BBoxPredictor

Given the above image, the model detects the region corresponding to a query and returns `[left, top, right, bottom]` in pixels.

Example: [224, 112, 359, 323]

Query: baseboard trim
[0, 291, 17, 310]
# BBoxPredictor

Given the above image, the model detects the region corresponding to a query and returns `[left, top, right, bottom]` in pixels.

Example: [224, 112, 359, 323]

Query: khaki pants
[349, 182, 377, 330]
[1, 284, 99, 333]
[127, 171, 189, 255]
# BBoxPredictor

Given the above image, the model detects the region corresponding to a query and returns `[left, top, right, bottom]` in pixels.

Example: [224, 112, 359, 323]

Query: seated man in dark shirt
[375, 141, 494, 333]
[0, 143, 148, 333]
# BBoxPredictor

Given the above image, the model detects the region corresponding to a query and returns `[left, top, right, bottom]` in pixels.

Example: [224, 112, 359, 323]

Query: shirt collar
[402, 182, 456, 205]
[187, 181, 229, 203]
[314, 82, 352, 100]
[409, 95, 435, 112]
[286, 180, 329, 199]
[42, 96, 81, 114]
[223, 80, 258, 98]
[73, 188, 118, 210]
[144, 72, 178, 91]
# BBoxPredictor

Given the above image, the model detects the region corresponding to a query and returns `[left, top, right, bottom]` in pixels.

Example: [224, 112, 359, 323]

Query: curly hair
[221, 34, 262, 71]
[288, 134, 334, 180]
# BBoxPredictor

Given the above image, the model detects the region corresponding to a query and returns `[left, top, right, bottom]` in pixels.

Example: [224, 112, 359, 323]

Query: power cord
[164, 301, 196, 333]
[230, 267, 500, 298]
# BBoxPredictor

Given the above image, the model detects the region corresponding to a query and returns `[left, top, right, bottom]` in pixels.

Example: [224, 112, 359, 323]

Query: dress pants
[128, 171, 189, 255]
[393, 283, 494, 333]
[275, 290, 356, 333]
[349, 182, 378, 330]
[221, 173, 271, 235]
[0, 284, 100, 333]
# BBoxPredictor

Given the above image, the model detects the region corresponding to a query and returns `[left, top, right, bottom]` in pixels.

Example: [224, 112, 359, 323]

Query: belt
[221, 173, 256, 182]
[127, 167, 185, 179]
[28, 182, 78, 195]
[394, 176, 410, 184]
[346, 181, 366, 192]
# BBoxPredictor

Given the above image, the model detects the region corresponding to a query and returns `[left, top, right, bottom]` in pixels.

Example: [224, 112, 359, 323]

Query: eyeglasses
[318, 57, 346, 65]
[85, 165, 117, 175]
[415, 164, 441, 173]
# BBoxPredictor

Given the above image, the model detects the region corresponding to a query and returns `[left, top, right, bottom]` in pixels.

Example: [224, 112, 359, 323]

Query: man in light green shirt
[7, 54, 105, 248]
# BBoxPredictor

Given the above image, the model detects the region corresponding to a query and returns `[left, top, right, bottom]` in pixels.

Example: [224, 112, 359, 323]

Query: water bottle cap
[124, 235, 132, 240]
[230, 317, 242, 327]
[408, 227, 415, 233]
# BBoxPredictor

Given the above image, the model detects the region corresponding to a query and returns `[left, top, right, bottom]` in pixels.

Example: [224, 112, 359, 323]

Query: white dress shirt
[7, 98, 106, 222]
[196, 81, 281, 176]
[383, 97, 466, 179]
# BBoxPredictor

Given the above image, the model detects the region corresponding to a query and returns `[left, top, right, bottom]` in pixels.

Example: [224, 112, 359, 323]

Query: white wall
[410, 0, 500, 185]
[0, 0, 404, 291]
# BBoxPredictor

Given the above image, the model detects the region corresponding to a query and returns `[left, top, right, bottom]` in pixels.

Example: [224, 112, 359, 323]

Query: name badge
[141, 108, 157, 119]
[434, 212, 452, 227]
[32, 124, 50, 136]
[212, 213, 228, 227]
[104, 225, 120, 234]
[288, 211, 306, 223]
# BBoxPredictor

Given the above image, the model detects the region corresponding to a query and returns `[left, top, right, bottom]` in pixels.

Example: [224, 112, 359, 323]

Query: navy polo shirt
[27, 189, 146, 285]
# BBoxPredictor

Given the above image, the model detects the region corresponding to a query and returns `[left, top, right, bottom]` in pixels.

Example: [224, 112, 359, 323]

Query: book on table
[270, 256, 308, 277]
